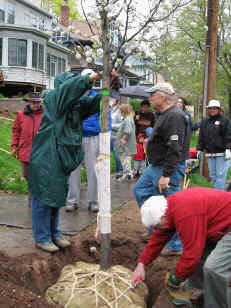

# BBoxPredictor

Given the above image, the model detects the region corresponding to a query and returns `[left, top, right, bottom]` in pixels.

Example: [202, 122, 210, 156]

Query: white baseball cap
[145, 83, 175, 95]
[207, 100, 221, 108]
[141, 196, 167, 228]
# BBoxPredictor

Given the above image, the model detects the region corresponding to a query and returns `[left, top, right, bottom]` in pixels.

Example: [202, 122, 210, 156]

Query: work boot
[53, 237, 71, 249]
[190, 289, 204, 304]
[88, 202, 99, 213]
[160, 247, 182, 257]
[65, 203, 79, 212]
[36, 242, 59, 253]
[115, 172, 123, 179]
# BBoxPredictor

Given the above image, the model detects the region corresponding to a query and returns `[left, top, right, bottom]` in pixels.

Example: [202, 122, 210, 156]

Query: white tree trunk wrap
[97, 131, 111, 235]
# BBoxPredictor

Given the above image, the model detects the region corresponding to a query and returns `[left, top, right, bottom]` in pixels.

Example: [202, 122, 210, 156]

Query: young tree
[76, 0, 194, 270]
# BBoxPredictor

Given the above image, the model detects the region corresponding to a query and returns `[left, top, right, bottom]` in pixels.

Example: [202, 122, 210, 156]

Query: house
[49, 1, 153, 90]
[126, 55, 156, 86]
[0, 0, 72, 96]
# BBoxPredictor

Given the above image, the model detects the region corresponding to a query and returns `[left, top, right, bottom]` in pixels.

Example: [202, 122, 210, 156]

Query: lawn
[0, 117, 116, 193]
[0, 118, 28, 193]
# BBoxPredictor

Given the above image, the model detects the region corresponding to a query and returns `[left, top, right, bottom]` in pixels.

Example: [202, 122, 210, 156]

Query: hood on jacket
[54, 72, 74, 89]
[137, 133, 145, 143]
[24, 104, 43, 115]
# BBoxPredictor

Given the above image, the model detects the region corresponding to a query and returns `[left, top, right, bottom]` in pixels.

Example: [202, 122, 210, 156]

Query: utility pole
[200, 0, 219, 177]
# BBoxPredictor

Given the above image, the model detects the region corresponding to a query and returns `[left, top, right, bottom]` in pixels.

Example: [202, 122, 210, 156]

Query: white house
[0, 0, 72, 96]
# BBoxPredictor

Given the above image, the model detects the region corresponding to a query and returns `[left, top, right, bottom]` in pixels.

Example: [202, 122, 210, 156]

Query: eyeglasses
[208, 107, 219, 110]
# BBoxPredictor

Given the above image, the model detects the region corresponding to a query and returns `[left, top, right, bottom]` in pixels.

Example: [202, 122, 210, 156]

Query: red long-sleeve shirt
[139, 188, 231, 280]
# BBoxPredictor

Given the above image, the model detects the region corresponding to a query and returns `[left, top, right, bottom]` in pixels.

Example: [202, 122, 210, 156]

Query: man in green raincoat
[28, 70, 102, 252]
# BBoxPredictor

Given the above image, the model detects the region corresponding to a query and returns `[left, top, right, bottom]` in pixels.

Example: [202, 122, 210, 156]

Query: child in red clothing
[133, 133, 146, 178]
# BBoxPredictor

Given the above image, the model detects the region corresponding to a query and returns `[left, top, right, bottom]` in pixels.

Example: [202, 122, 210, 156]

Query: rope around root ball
[58, 267, 134, 308]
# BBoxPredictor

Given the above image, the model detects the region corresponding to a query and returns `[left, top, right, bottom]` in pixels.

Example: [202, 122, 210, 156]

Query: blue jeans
[207, 155, 230, 190]
[31, 195, 62, 244]
[134, 162, 186, 251]
[111, 136, 123, 173]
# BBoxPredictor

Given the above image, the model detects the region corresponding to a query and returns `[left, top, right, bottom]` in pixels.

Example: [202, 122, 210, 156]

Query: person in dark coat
[177, 97, 200, 131]
[28, 70, 102, 252]
[11, 92, 44, 207]
[196, 99, 231, 190]
[134, 100, 155, 136]
[134, 83, 191, 254]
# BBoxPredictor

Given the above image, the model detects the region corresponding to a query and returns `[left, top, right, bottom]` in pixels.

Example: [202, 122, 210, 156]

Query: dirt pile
[0, 200, 176, 308]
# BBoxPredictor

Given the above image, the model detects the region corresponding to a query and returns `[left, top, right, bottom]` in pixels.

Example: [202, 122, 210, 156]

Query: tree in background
[149, 0, 231, 117]
[41, 0, 80, 20]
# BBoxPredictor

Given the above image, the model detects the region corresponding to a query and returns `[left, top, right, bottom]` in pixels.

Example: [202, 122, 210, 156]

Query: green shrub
[129, 99, 154, 112]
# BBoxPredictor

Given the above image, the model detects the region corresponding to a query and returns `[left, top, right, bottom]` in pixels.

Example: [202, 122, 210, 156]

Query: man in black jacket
[134, 83, 191, 253]
[197, 99, 231, 190]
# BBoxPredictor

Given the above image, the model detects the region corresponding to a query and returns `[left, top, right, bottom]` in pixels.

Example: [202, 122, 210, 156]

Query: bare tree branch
[81, 0, 96, 36]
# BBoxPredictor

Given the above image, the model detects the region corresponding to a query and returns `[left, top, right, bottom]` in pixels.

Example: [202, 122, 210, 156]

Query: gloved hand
[131, 262, 145, 287]
[165, 269, 184, 289]
[225, 149, 231, 160]
[197, 151, 202, 160]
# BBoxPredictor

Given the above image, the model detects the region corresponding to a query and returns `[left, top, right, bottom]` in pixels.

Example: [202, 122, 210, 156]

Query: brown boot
[36, 242, 59, 253]
[53, 237, 71, 249]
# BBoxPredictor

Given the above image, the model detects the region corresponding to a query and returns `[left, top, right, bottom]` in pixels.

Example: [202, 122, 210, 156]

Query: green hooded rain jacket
[28, 72, 101, 208]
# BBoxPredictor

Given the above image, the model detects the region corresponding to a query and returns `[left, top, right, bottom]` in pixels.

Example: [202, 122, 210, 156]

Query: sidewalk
[0, 176, 135, 257]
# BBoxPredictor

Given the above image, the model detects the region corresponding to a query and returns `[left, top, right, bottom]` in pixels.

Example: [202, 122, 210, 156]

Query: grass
[0, 117, 116, 193]
[0, 119, 28, 193]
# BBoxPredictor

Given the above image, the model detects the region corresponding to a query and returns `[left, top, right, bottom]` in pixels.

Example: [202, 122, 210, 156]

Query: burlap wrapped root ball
[45, 261, 148, 308]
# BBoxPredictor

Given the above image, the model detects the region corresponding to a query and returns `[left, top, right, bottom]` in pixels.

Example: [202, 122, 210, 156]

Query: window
[39, 16, 45, 30]
[46, 54, 65, 76]
[50, 56, 57, 77]
[32, 42, 38, 68]
[46, 54, 56, 77]
[93, 80, 102, 89]
[0, 38, 2, 65]
[46, 54, 50, 75]
[7, 3, 15, 24]
[8, 39, 27, 66]
[57, 57, 62, 74]
[32, 42, 44, 70]
[38, 44, 44, 70]
[31, 15, 37, 28]
[0, 9, 5, 23]
[61, 58, 66, 72]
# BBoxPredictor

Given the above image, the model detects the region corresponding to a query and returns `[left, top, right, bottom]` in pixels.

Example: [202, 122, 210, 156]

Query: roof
[59, 20, 100, 40]
[47, 41, 73, 54]
[0, 24, 50, 39]
[16, 0, 53, 18]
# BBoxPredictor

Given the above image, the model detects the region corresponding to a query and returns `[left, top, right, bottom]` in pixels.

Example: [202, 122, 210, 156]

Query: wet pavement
[0, 177, 135, 257]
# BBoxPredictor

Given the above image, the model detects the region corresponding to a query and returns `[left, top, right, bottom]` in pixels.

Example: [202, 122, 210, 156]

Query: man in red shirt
[131, 188, 231, 308]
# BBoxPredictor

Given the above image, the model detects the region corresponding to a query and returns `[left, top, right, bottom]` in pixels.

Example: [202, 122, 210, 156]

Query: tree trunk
[228, 86, 231, 119]
[201, 0, 219, 178]
[98, 14, 112, 270]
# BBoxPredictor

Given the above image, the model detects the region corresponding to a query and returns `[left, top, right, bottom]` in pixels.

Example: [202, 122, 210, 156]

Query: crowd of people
[10, 69, 231, 308]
